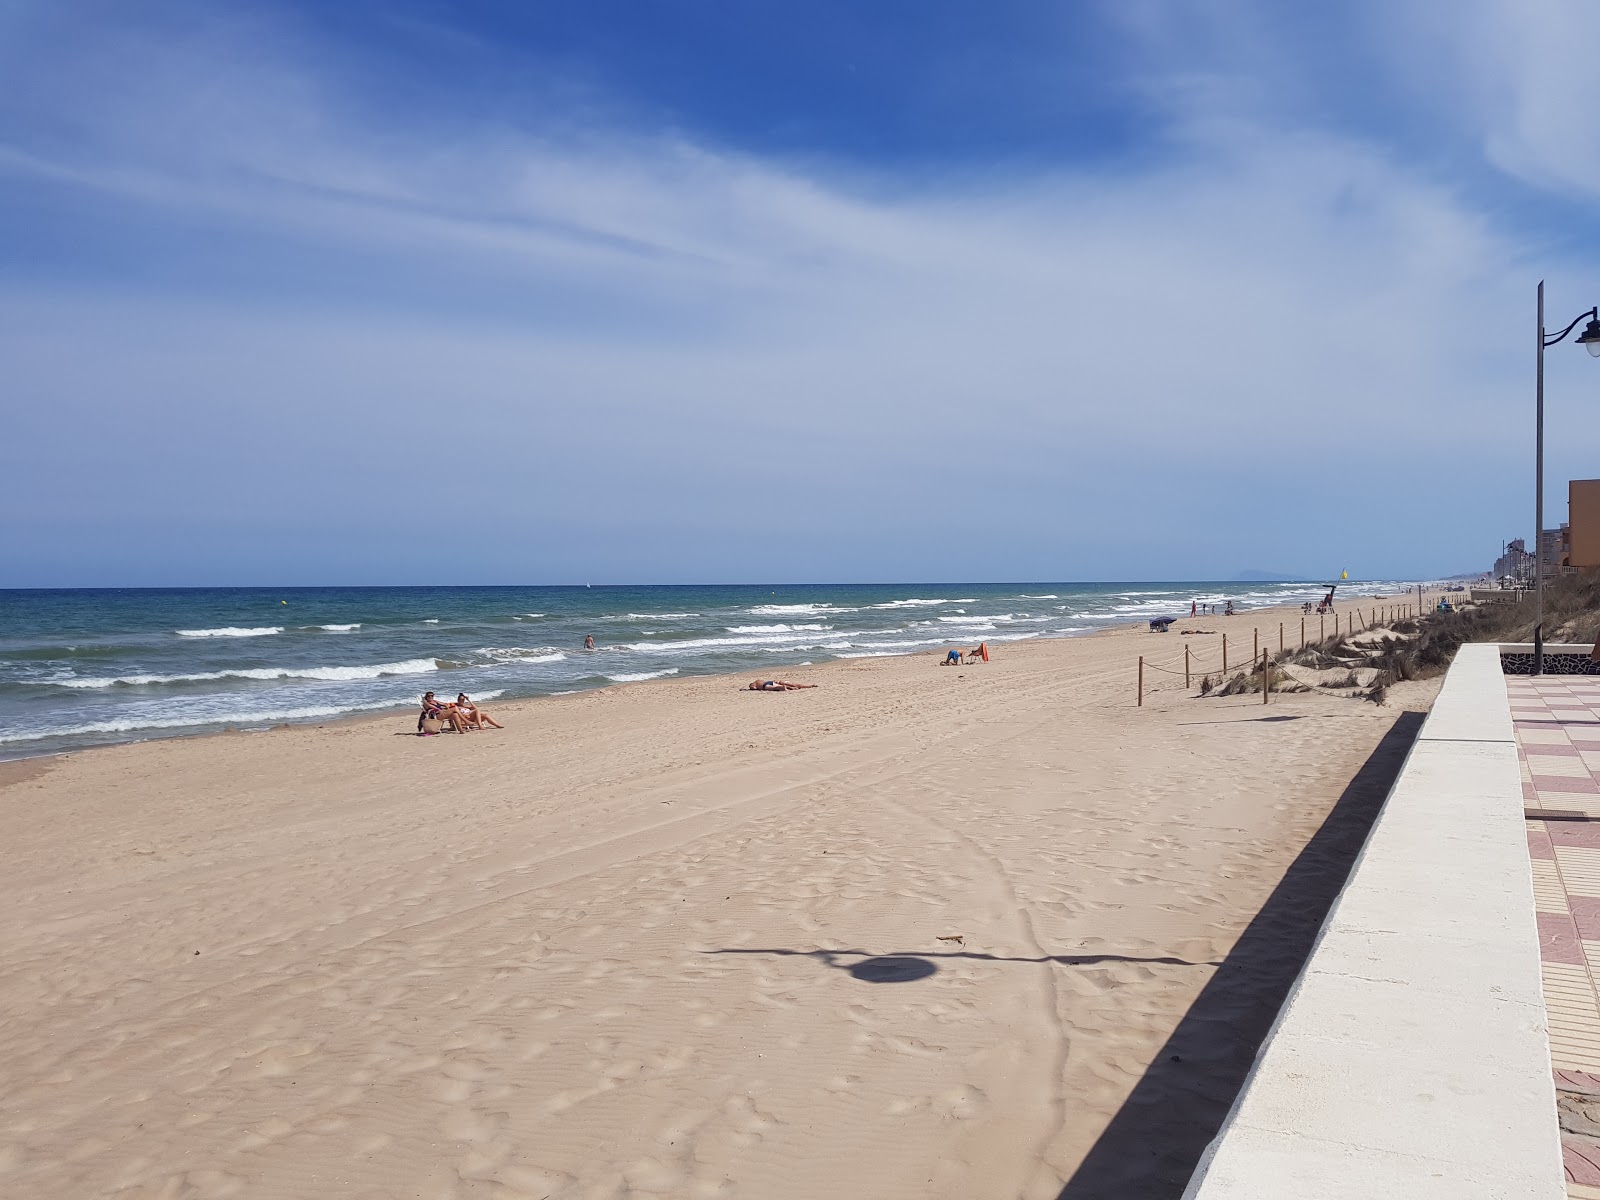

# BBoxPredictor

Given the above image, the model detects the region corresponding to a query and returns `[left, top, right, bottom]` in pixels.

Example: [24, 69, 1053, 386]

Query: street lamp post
[1534, 281, 1600, 675]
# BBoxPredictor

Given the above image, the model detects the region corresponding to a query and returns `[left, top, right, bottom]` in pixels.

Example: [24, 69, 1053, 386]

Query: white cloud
[1, 1, 1594, 582]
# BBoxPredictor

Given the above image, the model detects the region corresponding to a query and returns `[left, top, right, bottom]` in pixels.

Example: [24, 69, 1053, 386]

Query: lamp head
[1580, 316, 1600, 358]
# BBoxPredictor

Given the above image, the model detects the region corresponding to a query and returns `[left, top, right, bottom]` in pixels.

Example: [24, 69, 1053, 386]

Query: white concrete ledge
[1183, 643, 1563, 1199]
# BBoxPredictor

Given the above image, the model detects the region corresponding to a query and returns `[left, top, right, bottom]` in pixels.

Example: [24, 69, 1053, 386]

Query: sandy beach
[0, 606, 1434, 1199]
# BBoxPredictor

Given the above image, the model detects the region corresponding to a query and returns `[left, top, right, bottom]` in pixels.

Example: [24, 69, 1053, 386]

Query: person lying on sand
[747, 679, 817, 691]
[455, 693, 504, 729]
[940, 649, 963, 666]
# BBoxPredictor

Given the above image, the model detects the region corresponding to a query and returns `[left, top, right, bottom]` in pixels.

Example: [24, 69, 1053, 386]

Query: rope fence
[1135, 590, 1445, 706]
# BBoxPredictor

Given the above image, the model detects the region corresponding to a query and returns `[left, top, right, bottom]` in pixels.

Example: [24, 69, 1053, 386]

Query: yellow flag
[1340, 569, 1348, 580]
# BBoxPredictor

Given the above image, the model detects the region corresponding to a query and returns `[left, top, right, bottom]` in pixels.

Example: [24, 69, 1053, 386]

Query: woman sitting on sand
[418, 691, 470, 734]
[455, 693, 504, 729]
[747, 679, 817, 691]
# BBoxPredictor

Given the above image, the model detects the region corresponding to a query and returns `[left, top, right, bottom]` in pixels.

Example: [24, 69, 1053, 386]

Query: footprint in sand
[932, 1084, 988, 1119]
[441, 1107, 506, 1143]
[723, 1094, 779, 1146]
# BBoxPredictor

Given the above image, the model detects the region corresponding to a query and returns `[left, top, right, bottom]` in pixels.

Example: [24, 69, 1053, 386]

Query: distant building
[1494, 538, 1532, 585]
[1540, 527, 1569, 579]
[1570, 480, 1600, 571]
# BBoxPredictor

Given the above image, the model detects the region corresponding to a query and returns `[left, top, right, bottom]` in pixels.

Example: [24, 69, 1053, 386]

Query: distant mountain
[1232, 569, 1311, 582]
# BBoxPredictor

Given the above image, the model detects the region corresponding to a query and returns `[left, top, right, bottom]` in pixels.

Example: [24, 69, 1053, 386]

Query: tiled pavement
[1513, 675, 1600, 1198]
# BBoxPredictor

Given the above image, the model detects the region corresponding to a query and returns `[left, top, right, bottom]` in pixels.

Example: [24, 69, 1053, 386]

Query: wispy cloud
[0, 1, 1594, 584]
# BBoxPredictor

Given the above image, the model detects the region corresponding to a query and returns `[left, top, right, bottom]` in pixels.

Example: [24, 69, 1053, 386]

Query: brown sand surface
[0, 607, 1431, 1199]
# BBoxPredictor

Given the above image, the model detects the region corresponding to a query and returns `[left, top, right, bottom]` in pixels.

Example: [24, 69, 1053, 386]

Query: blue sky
[3, 0, 1599, 586]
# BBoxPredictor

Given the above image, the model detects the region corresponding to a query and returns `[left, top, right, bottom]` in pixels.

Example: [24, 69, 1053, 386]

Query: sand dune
[0, 610, 1431, 1199]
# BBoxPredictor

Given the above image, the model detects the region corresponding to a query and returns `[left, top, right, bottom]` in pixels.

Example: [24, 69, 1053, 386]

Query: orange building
[1569, 479, 1600, 570]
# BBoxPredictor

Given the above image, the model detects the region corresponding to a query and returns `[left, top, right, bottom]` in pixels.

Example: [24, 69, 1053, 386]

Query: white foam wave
[870, 598, 977, 608]
[0, 700, 401, 744]
[850, 637, 957, 650]
[623, 612, 699, 620]
[176, 626, 284, 638]
[57, 658, 441, 688]
[475, 647, 566, 665]
[747, 603, 839, 616]
[726, 623, 829, 633]
[311, 624, 361, 632]
[605, 669, 680, 682]
[422, 618, 440, 624]
[1021, 594, 1059, 599]
[620, 633, 823, 652]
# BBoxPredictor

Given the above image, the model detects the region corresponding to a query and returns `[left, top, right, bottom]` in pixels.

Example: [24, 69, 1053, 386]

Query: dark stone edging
[1501, 653, 1600, 676]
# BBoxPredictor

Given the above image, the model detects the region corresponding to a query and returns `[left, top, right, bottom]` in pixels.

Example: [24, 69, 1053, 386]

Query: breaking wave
[176, 626, 283, 638]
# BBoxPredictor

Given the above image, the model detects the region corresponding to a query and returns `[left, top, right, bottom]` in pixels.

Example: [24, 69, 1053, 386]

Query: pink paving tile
[1541, 910, 1586, 964]
[1567, 1137, 1600, 1187]
[1571, 896, 1600, 939]
[1536, 774, 1600, 795]
[1529, 743, 1585, 756]
[1557, 1068, 1600, 1096]
[1525, 781, 1542, 802]
[1530, 826, 1557, 860]
[1547, 823, 1600, 850]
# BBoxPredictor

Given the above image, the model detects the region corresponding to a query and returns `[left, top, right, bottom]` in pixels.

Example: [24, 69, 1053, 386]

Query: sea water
[0, 580, 1423, 759]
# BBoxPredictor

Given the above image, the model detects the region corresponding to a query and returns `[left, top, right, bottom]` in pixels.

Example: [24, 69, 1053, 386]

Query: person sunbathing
[418, 691, 470, 734]
[747, 679, 817, 691]
[455, 693, 503, 729]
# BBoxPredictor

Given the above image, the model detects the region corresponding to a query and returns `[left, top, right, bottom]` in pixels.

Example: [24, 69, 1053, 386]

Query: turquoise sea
[0, 580, 1422, 759]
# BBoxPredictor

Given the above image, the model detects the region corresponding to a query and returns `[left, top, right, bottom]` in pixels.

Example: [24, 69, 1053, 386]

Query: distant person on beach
[456, 693, 503, 730]
[747, 679, 817, 691]
[584, 635, 595, 651]
[1191, 600, 1197, 616]
[1224, 600, 1235, 616]
[941, 649, 963, 666]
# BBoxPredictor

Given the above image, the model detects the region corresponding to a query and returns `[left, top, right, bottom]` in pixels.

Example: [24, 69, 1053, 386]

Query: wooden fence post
[1320, 613, 1325, 641]
[1223, 634, 1228, 672]
[1137, 656, 1144, 707]
[1262, 650, 1270, 705]
[1254, 628, 1259, 660]
[1300, 617, 1305, 648]
[1185, 644, 1191, 688]
[1279, 622, 1284, 653]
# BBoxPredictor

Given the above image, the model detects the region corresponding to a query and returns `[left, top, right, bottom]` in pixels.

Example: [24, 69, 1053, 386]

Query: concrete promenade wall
[1183, 643, 1564, 1198]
